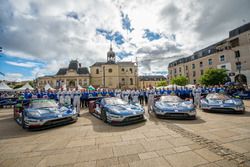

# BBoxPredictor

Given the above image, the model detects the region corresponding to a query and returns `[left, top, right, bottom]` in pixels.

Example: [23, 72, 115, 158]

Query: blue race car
[153, 95, 196, 119]
[14, 99, 78, 129]
[89, 97, 145, 125]
[233, 91, 250, 99]
[0, 97, 17, 107]
[200, 93, 245, 113]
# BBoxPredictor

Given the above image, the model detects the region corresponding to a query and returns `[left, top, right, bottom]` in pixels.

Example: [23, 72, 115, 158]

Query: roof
[77, 67, 89, 74]
[56, 68, 67, 75]
[139, 75, 166, 81]
[91, 61, 135, 67]
[68, 60, 78, 70]
[56, 60, 89, 75]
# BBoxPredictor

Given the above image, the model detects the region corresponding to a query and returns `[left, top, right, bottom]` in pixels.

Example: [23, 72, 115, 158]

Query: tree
[170, 76, 188, 86]
[199, 68, 228, 86]
[156, 80, 167, 87]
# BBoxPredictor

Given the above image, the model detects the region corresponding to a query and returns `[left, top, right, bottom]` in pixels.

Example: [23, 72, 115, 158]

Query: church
[37, 45, 138, 89]
[90, 45, 138, 89]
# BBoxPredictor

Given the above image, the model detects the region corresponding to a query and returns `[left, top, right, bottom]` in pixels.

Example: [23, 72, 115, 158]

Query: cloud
[0, 0, 250, 78]
[5, 61, 40, 68]
[2, 73, 24, 81]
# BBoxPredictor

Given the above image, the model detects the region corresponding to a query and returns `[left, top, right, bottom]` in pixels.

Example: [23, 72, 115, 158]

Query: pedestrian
[73, 87, 81, 116]
[147, 88, 155, 113]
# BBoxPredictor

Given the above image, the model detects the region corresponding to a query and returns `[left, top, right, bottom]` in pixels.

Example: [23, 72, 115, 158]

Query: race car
[153, 95, 196, 119]
[88, 97, 145, 125]
[0, 97, 18, 108]
[14, 99, 78, 129]
[233, 91, 250, 99]
[200, 93, 245, 113]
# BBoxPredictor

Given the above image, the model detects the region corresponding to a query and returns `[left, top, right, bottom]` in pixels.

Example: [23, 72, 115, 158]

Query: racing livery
[89, 97, 145, 125]
[200, 93, 245, 113]
[14, 99, 78, 129]
[153, 95, 196, 119]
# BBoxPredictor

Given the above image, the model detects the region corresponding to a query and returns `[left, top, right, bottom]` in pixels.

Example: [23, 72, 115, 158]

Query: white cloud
[5, 61, 40, 68]
[0, 0, 249, 77]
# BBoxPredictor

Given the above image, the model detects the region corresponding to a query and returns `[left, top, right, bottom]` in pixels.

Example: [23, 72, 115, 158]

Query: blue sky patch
[96, 28, 125, 45]
[143, 29, 162, 41]
[0, 53, 45, 79]
[116, 51, 132, 59]
[121, 11, 134, 32]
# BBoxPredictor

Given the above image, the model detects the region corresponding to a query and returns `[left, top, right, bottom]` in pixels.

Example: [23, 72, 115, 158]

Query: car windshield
[104, 98, 127, 105]
[160, 96, 183, 102]
[30, 99, 57, 109]
[207, 93, 230, 100]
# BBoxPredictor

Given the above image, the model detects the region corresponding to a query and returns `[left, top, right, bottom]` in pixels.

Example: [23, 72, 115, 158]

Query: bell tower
[107, 43, 116, 63]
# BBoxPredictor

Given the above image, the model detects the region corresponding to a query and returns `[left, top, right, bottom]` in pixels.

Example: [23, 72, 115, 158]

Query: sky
[0, 0, 250, 81]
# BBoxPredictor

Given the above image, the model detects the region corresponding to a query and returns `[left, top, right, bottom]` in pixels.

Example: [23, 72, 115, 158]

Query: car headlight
[234, 100, 243, 106]
[27, 112, 40, 118]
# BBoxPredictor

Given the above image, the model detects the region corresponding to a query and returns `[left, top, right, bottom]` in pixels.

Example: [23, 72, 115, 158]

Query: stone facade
[37, 46, 138, 89]
[138, 75, 166, 89]
[168, 22, 250, 85]
[37, 60, 90, 89]
[90, 46, 138, 89]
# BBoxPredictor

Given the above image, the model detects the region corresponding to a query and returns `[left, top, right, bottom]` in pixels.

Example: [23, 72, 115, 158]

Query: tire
[101, 109, 107, 123]
[190, 115, 196, 120]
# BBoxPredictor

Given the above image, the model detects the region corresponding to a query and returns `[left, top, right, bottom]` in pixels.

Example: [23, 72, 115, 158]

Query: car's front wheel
[101, 109, 107, 123]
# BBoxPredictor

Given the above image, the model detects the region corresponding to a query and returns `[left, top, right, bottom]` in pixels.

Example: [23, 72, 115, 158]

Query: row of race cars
[9, 92, 246, 130]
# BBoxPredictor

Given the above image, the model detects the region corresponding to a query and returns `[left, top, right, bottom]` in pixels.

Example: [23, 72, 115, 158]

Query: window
[96, 69, 99, 74]
[186, 73, 188, 77]
[185, 66, 188, 70]
[208, 59, 212, 65]
[221, 65, 226, 69]
[220, 55, 225, 62]
[192, 64, 195, 69]
[179, 67, 181, 72]
[174, 68, 177, 73]
[200, 70, 204, 75]
[169, 70, 172, 75]
[193, 79, 196, 84]
[108, 68, 112, 73]
[129, 68, 133, 73]
[121, 68, 125, 72]
[200, 61, 203, 67]
[193, 71, 196, 77]
[235, 50, 240, 58]
[130, 78, 133, 85]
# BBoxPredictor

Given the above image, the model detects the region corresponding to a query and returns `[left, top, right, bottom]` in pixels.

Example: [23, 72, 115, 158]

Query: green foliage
[170, 76, 188, 86]
[199, 68, 228, 86]
[13, 84, 23, 89]
[156, 80, 167, 87]
[29, 81, 34, 87]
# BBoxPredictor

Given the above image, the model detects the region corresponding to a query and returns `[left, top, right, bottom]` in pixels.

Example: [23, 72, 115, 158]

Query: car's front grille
[124, 115, 143, 122]
[44, 117, 73, 126]
[211, 108, 235, 111]
[164, 113, 189, 117]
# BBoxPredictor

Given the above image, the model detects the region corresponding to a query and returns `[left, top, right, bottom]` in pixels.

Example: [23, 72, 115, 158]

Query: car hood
[155, 101, 194, 111]
[105, 104, 144, 115]
[26, 106, 75, 119]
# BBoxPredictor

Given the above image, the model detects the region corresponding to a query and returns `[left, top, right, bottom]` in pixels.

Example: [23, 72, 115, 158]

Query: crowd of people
[1, 84, 247, 115]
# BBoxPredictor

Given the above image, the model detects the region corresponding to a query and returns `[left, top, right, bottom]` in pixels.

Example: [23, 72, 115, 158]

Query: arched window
[129, 68, 133, 73]
[108, 68, 112, 73]
[96, 69, 99, 74]
[130, 78, 133, 85]
[121, 68, 125, 72]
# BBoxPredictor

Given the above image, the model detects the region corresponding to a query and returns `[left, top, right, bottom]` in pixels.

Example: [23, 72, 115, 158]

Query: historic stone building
[138, 75, 166, 89]
[90, 45, 138, 89]
[37, 60, 90, 89]
[168, 22, 250, 85]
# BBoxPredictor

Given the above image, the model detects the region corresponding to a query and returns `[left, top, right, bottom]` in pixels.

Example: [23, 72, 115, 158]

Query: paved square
[0, 101, 250, 167]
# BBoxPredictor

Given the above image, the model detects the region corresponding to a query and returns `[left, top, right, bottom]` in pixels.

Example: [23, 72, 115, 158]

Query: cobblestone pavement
[0, 101, 250, 167]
